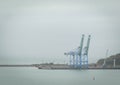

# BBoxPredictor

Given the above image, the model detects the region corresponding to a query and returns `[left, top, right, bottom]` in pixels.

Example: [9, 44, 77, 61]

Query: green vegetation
[97, 53, 120, 66]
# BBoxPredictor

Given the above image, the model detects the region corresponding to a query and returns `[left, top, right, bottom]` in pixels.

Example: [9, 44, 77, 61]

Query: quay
[0, 64, 120, 70]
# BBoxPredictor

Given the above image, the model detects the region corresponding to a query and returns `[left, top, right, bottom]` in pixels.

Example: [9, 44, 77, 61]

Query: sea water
[0, 67, 120, 85]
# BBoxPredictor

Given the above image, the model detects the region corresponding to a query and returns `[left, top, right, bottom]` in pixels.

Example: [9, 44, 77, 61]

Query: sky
[0, 0, 120, 64]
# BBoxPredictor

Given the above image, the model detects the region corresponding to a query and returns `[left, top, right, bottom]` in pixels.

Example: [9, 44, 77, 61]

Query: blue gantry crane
[64, 34, 91, 69]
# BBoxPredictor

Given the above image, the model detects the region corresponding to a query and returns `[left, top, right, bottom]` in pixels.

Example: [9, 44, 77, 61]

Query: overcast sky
[0, 0, 120, 64]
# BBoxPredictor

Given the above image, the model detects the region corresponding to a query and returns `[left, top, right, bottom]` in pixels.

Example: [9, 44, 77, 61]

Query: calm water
[0, 67, 120, 85]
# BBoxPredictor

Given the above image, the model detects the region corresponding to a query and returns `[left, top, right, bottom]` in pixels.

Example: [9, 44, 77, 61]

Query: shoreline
[0, 65, 33, 67]
[0, 64, 120, 70]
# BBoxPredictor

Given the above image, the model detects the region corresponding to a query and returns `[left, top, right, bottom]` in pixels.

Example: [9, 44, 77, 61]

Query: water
[0, 67, 120, 85]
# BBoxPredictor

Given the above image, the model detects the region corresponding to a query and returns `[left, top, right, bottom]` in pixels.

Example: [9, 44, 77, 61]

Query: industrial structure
[64, 34, 91, 69]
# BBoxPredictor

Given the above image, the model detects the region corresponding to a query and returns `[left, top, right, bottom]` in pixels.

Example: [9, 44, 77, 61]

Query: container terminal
[0, 35, 120, 69]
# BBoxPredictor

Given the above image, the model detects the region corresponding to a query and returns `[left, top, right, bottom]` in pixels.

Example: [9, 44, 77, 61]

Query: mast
[78, 34, 84, 56]
[78, 34, 84, 68]
[86, 35, 91, 55]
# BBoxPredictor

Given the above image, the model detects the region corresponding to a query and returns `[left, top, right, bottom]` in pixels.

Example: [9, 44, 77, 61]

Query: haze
[0, 0, 120, 64]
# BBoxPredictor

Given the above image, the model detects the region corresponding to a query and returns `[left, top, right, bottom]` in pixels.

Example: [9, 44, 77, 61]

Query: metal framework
[64, 34, 91, 69]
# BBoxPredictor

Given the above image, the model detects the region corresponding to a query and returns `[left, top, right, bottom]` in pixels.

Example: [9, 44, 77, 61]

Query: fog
[0, 0, 120, 64]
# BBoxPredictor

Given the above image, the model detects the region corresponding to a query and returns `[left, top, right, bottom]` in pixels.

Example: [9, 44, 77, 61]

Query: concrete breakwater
[36, 64, 70, 69]
[0, 64, 120, 69]
[0, 65, 33, 67]
[33, 64, 120, 69]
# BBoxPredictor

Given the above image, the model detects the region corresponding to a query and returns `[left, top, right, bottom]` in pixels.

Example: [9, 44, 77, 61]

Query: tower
[81, 35, 91, 68]
[78, 34, 84, 68]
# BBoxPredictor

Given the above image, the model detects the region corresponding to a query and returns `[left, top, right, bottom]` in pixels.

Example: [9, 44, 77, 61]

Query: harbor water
[0, 67, 120, 85]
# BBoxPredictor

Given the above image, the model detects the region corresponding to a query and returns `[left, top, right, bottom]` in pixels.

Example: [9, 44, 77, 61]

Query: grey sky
[0, 0, 120, 64]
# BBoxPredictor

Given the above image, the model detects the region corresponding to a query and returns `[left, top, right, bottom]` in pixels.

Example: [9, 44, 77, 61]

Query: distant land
[32, 53, 120, 69]
[0, 53, 120, 69]
[96, 53, 120, 68]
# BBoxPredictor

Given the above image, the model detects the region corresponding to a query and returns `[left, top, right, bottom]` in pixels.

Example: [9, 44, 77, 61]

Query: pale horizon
[0, 0, 120, 64]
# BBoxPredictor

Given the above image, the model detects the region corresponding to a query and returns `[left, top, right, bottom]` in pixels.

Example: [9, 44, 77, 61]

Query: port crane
[64, 34, 91, 69]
